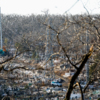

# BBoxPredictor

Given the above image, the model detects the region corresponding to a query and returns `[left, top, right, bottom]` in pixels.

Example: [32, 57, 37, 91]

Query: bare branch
[73, 82, 84, 100]
[56, 32, 78, 70]
[3, 66, 29, 72]
[64, 45, 93, 100]
[83, 77, 100, 93]
[55, 74, 68, 82]
[2, 96, 11, 100]
[0, 49, 31, 65]
[78, 82, 84, 100]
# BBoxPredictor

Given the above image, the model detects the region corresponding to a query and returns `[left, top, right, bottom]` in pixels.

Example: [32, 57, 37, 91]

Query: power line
[80, 0, 89, 15]
[64, 0, 80, 14]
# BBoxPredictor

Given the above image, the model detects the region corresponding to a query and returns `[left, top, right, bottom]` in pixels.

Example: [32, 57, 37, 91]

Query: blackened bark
[64, 52, 92, 100]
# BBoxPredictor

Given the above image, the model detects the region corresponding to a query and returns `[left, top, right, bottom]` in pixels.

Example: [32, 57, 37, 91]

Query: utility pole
[50, 25, 54, 80]
[42, 10, 50, 82]
[42, 10, 54, 81]
[0, 7, 2, 49]
[45, 13, 54, 80]
[45, 10, 50, 63]
[86, 30, 89, 83]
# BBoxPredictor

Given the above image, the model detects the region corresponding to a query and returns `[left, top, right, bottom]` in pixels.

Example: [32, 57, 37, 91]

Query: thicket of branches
[41, 14, 100, 100]
[1, 13, 100, 100]
[2, 14, 100, 53]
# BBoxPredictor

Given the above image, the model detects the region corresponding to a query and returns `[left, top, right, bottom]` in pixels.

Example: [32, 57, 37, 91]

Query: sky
[0, 0, 100, 15]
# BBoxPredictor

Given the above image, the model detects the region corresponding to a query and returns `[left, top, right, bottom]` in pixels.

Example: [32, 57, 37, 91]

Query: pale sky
[0, 0, 100, 15]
